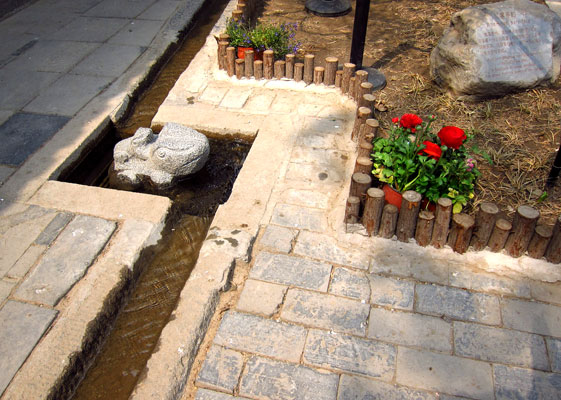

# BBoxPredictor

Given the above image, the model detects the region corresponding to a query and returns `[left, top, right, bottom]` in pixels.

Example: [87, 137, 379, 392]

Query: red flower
[399, 114, 422, 130]
[392, 117, 399, 124]
[418, 141, 442, 160]
[438, 126, 466, 149]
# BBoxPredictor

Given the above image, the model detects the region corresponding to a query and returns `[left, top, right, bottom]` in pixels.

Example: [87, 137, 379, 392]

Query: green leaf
[453, 202, 463, 214]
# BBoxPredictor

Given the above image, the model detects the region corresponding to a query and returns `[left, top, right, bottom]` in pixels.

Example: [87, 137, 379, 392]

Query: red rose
[392, 117, 399, 124]
[418, 141, 442, 160]
[438, 126, 466, 149]
[399, 114, 422, 130]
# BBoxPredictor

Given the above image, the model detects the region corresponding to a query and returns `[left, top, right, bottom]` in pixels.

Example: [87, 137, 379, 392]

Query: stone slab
[548, 337, 561, 373]
[220, 87, 253, 109]
[236, 279, 287, 317]
[303, 329, 396, 380]
[139, 0, 181, 21]
[0, 69, 60, 110]
[71, 43, 144, 78]
[258, 225, 297, 253]
[199, 85, 228, 105]
[6, 244, 46, 279]
[396, 347, 494, 400]
[249, 251, 331, 292]
[243, 91, 276, 114]
[294, 231, 370, 270]
[271, 203, 327, 232]
[329, 267, 370, 301]
[0, 280, 14, 303]
[0, 301, 57, 395]
[338, 374, 437, 400]
[502, 298, 561, 337]
[108, 19, 163, 46]
[48, 16, 129, 42]
[301, 116, 349, 135]
[196, 345, 244, 394]
[369, 275, 414, 310]
[195, 389, 241, 400]
[0, 166, 14, 185]
[15, 215, 116, 306]
[368, 307, 452, 352]
[239, 356, 339, 400]
[454, 321, 548, 370]
[0, 113, 70, 166]
[281, 288, 370, 336]
[34, 212, 73, 246]
[285, 162, 345, 184]
[24, 74, 114, 116]
[85, 0, 155, 18]
[493, 364, 561, 399]
[213, 311, 306, 363]
[530, 280, 561, 306]
[449, 268, 531, 298]
[370, 250, 449, 285]
[280, 188, 330, 209]
[415, 283, 501, 325]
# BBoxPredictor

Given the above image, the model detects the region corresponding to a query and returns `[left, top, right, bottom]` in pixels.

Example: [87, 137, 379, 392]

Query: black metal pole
[546, 142, 561, 188]
[350, 0, 371, 68]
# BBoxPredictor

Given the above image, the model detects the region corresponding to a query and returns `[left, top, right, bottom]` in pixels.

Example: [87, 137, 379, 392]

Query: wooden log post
[285, 54, 295, 79]
[505, 205, 540, 257]
[358, 82, 373, 103]
[360, 93, 375, 110]
[351, 107, 372, 142]
[244, 49, 254, 78]
[232, 9, 243, 21]
[358, 140, 373, 159]
[254, 60, 263, 79]
[354, 156, 373, 175]
[218, 40, 229, 70]
[353, 70, 368, 99]
[237, 2, 247, 18]
[447, 213, 475, 254]
[350, 172, 372, 202]
[362, 188, 385, 236]
[488, 218, 512, 252]
[396, 190, 422, 242]
[379, 204, 399, 238]
[294, 62, 304, 82]
[528, 225, 553, 259]
[430, 197, 452, 249]
[415, 211, 435, 247]
[546, 215, 561, 263]
[335, 70, 343, 88]
[470, 202, 499, 250]
[263, 50, 274, 79]
[362, 119, 379, 141]
[235, 58, 244, 79]
[325, 57, 338, 86]
[341, 63, 355, 94]
[349, 77, 356, 99]
[314, 66, 324, 85]
[303, 54, 315, 84]
[226, 47, 236, 77]
[345, 196, 361, 224]
[274, 60, 285, 79]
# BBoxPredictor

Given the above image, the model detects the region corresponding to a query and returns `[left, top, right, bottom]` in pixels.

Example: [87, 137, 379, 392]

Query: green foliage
[225, 18, 252, 47]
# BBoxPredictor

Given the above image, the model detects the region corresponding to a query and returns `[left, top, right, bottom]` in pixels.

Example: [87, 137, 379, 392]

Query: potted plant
[371, 113, 481, 213]
[225, 18, 253, 59]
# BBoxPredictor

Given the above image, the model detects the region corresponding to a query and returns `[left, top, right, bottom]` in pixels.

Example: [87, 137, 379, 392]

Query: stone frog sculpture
[111, 122, 210, 190]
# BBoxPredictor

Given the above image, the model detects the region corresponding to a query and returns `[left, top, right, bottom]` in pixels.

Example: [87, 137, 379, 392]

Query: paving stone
[85, 0, 156, 18]
[201, 228, 254, 263]
[396, 347, 494, 400]
[271, 203, 327, 232]
[0, 68, 60, 110]
[454, 321, 548, 370]
[296, 131, 339, 150]
[243, 92, 276, 114]
[0, 301, 58, 394]
[108, 19, 162, 46]
[0, 113, 70, 166]
[259, 225, 297, 253]
[34, 212, 73, 246]
[213, 311, 306, 363]
[369, 275, 414, 310]
[281, 288, 370, 336]
[250, 251, 331, 291]
[138, 0, 181, 20]
[5, 40, 99, 73]
[281, 188, 330, 209]
[15, 216, 116, 306]
[48, 17, 129, 42]
[329, 267, 370, 301]
[6, 244, 46, 279]
[302, 116, 348, 134]
[303, 329, 396, 380]
[449, 268, 531, 298]
[220, 88, 253, 109]
[494, 364, 561, 399]
[502, 298, 561, 337]
[297, 103, 324, 116]
[337, 374, 437, 400]
[24, 74, 114, 116]
[236, 279, 287, 317]
[199, 85, 228, 105]
[270, 92, 300, 113]
[290, 147, 349, 170]
[294, 231, 370, 270]
[239, 356, 339, 400]
[72, 43, 144, 77]
[415, 284, 501, 325]
[195, 388, 243, 400]
[196, 345, 244, 394]
[0, 280, 14, 303]
[547, 337, 561, 373]
[367, 307, 452, 352]
[285, 162, 345, 184]
[530, 280, 561, 306]
[370, 251, 449, 285]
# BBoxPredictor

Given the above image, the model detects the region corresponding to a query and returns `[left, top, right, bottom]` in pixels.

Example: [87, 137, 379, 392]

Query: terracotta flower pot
[421, 198, 436, 212]
[382, 184, 402, 211]
[237, 47, 263, 61]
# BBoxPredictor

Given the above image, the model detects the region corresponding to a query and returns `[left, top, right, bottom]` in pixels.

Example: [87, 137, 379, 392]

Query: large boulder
[111, 123, 210, 190]
[430, 0, 561, 99]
